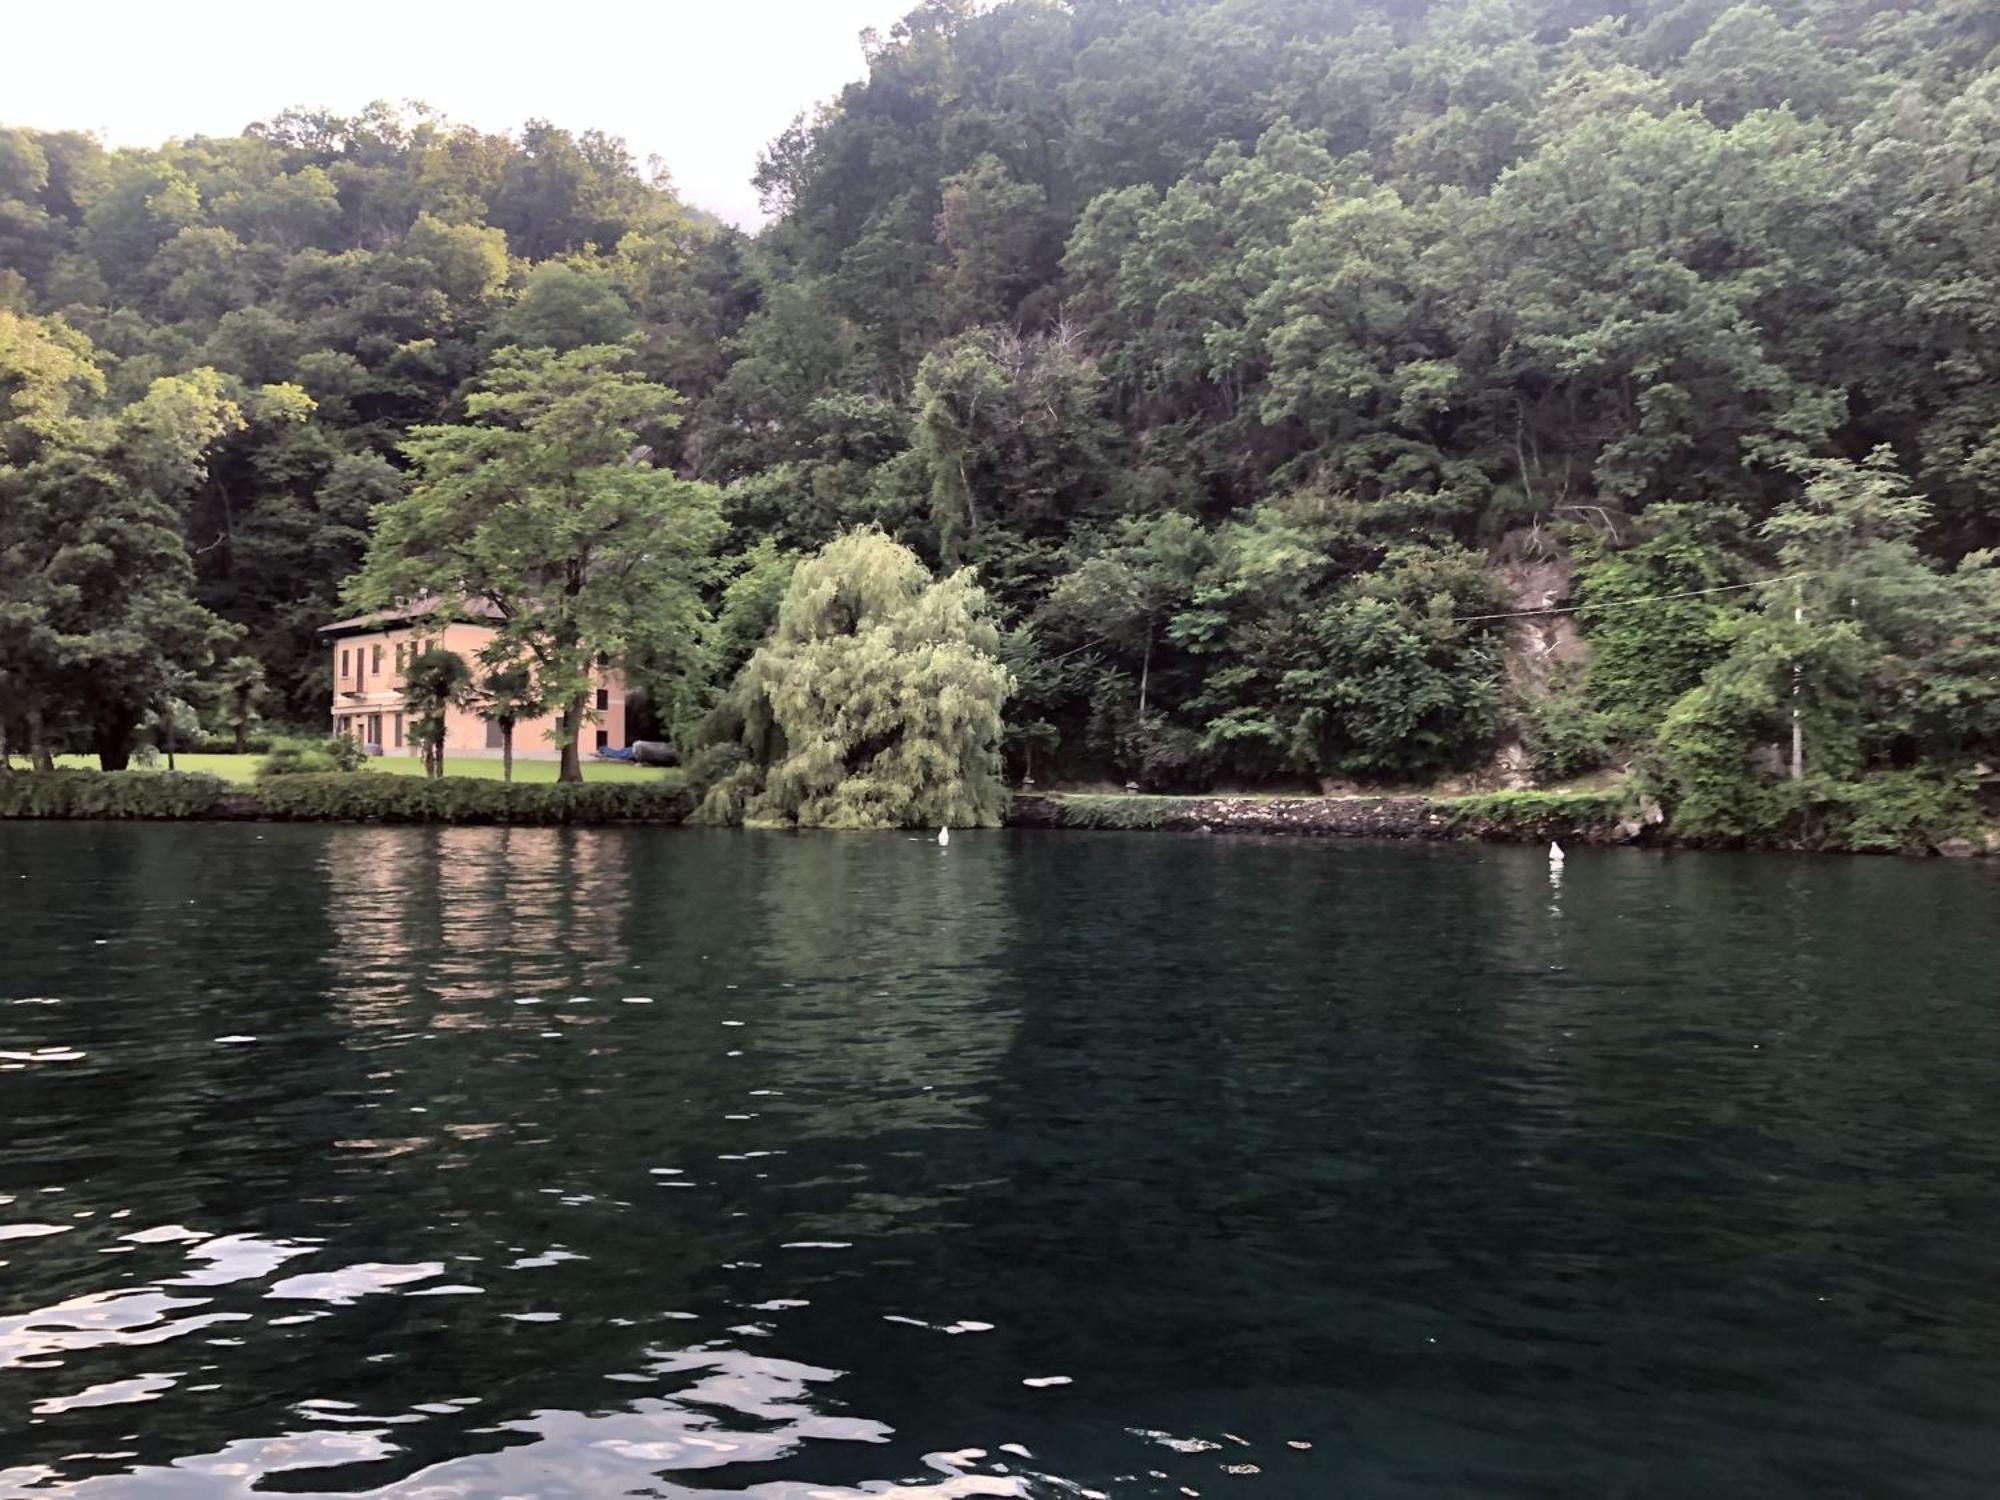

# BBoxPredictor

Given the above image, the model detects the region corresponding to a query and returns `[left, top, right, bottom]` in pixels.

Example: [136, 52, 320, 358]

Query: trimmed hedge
[250, 772, 691, 824]
[0, 770, 229, 819]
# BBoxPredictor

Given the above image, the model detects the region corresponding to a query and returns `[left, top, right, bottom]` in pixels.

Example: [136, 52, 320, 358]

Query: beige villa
[320, 601, 627, 761]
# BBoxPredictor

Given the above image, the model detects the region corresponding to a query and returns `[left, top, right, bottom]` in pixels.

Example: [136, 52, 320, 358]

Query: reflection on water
[3, 826, 2000, 1497]
[325, 826, 634, 1021]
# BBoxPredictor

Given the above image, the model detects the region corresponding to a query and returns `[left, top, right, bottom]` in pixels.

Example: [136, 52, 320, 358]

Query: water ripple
[3, 825, 2000, 1496]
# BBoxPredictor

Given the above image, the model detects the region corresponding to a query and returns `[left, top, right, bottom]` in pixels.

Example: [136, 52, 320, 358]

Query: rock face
[1935, 837, 1979, 859]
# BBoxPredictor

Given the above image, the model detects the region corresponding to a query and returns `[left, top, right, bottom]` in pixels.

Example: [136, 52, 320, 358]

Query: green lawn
[53, 753, 668, 786]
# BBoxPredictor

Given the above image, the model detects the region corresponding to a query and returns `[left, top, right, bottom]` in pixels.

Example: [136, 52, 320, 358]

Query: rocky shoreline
[4, 772, 1992, 856]
[1005, 792, 1644, 844]
[1005, 791, 1996, 857]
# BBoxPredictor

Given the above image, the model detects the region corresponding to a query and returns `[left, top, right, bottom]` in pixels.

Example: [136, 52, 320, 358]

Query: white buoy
[938, 826, 951, 847]
[1549, 840, 1565, 864]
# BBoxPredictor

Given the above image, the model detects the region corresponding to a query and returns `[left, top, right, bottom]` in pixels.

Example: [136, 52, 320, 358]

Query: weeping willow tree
[697, 529, 1011, 829]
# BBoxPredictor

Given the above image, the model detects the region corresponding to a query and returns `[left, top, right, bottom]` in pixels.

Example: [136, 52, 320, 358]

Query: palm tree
[403, 647, 474, 779]
[217, 655, 268, 753]
[478, 661, 544, 783]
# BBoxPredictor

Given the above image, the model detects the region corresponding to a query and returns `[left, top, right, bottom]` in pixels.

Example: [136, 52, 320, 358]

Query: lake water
[3, 825, 1999, 1497]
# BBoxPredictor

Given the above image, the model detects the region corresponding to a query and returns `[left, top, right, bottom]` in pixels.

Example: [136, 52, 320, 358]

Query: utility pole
[1790, 597, 1804, 781]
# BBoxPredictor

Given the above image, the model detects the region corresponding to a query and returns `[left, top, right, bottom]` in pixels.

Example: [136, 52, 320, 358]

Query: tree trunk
[234, 692, 249, 754]
[559, 690, 587, 783]
[0, 720, 11, 772]
[27, 708, 54, 773]
[502, 721, 515, 783]
[95, 710, 137, 772]
[166, 716, 177, 772]
[1137, 627, 1152, 725]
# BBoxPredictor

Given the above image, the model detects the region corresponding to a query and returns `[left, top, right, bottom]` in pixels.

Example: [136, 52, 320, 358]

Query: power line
[1450, 574, 1808, 624]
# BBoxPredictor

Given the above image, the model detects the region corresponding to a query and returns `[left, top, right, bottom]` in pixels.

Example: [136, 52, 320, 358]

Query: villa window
[372, 644, 383, 674]
[596, 688, 609, 712]
[340, 648, 349, 678]
[596, 730, 609, 750]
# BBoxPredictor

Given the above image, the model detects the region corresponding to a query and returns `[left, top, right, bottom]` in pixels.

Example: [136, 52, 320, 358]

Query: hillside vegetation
[4, 0, 1998, 836]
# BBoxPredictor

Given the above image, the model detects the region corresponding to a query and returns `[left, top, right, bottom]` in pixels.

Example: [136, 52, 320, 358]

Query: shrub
[0, 770, 229, 819]
[251, 772, 690, 824]
[1518, 673, 1616, 783]
[256, 737, 365, 778]
[165, 734, 278, 756]
[1443, 789, 1631, 835]
[1050, 794, 1185, 830]
[1799, 770, 1979, 854]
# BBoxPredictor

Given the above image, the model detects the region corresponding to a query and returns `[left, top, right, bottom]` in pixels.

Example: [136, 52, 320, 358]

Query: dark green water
[3, 825, 1999, 1498]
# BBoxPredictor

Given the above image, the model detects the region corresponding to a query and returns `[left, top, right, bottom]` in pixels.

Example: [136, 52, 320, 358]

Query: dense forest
[4, 0, 1999, 837]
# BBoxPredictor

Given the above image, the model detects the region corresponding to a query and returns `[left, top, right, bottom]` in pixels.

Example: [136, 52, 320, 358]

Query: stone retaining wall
[1007, 794, 1604, 843]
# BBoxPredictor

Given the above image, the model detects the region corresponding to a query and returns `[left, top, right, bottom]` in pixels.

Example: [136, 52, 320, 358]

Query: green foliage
[697, 529, 1011, 829]
[0, 313, 241, 769]
[1650, 451, 2000, 838]
[255, 735, 364, 778]
[178, 734, 276, 755]
[250, 771, 690, 823]
[214, 653, 269, 752]
[400, 646, 475, 778]
[474, 659, 545, 780]
[5, 9, 2000, 834]
[353, 343, 723, 780]
[0, 769, 227, 818]
[1443, 789, 1632, 834]
[1572, 507, 1748, 741]
[1798, 771, 1980, 855]
[1048, 794, 1183, 830]
[1518, 672, 1616, 784]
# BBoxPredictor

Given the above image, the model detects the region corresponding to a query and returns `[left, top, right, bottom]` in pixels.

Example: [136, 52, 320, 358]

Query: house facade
[320, 603, 627, 761]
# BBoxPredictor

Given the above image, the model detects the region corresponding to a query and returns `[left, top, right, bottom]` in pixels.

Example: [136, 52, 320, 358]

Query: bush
[0, 770, 229, 819]
[1443, 789, 1632, 835]
[251, 772, 690, 824]
[163, 734, 278, 756]
[1799, 770, 1979, 854]
[256, 737, 365, 778]
[1050, 794, 1184, 830]
[1518, 674, 1617, 783]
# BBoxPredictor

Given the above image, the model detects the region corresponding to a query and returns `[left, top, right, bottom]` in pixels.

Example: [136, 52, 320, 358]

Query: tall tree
[352, 343, 723, 781]
[0, 314, 240, 768]
[697, 529, 1012, 828]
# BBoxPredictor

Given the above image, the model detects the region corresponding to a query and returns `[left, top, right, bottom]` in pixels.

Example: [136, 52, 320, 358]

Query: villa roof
[319, 596, 506, 637]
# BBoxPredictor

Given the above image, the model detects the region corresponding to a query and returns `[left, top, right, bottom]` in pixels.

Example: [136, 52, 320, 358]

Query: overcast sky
[8, 0, 918, 229]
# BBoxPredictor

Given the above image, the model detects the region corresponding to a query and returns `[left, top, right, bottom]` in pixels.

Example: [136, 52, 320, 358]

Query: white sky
[7, 0, 917, 229]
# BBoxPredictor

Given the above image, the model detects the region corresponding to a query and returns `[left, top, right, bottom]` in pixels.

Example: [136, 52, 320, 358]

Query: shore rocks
[1010, 794, 1546, 843]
